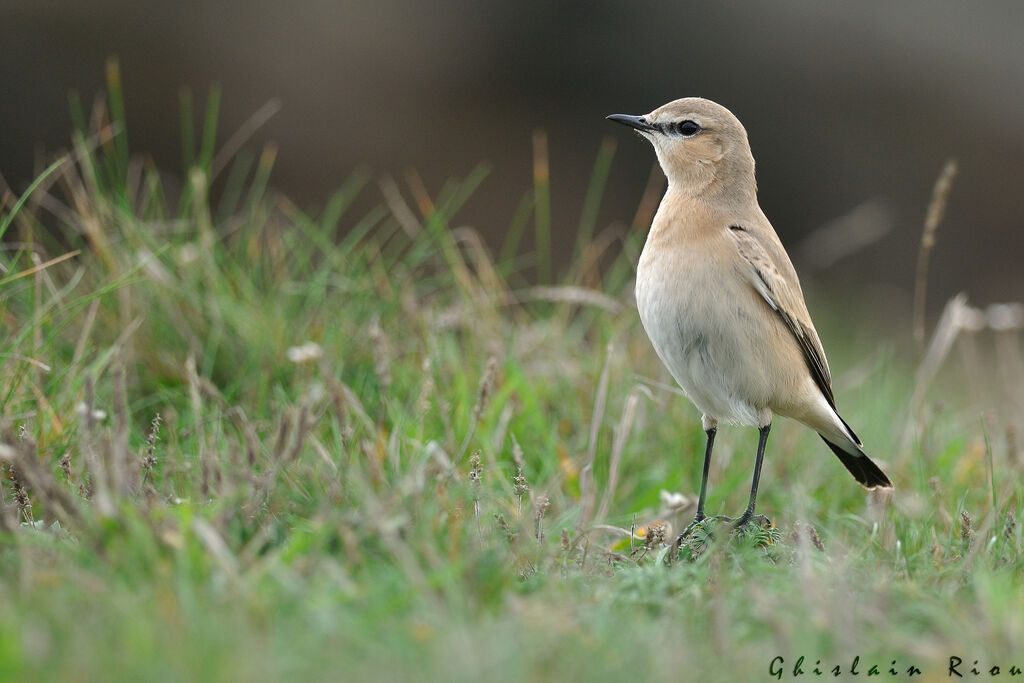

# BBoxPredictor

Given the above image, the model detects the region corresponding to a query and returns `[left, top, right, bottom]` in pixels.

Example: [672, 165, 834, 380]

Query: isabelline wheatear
[608, 98, 892, 537]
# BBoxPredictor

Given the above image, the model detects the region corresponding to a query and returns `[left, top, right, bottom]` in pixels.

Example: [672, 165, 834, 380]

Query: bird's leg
[734, 423, 771, 530]
[692, 426, 716, 524]
[674, 425, 716, 546]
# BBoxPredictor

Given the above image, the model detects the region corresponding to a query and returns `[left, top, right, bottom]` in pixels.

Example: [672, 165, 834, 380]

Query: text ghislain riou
[769, 655, 1022, 678]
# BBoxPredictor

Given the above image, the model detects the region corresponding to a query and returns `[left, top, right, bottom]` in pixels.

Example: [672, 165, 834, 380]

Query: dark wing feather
[727, 225, 836, 409]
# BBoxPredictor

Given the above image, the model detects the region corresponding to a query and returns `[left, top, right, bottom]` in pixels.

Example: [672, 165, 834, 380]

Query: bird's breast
[635, 241, 768, 426]
[635, 244, 721, 367]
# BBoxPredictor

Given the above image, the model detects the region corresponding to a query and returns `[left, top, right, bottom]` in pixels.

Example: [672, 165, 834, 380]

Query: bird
[607, 98, 892, 539]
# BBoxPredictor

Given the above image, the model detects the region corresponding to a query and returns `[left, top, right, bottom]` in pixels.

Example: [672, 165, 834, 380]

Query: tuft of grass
[1, 71, 1023, 681]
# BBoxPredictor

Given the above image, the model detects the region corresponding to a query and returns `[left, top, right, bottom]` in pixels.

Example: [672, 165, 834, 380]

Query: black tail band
[821, 436, 892, 489]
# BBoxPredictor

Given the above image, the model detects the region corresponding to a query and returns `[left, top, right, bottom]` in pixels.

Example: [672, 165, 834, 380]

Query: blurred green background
[3, 1, 1023, 309]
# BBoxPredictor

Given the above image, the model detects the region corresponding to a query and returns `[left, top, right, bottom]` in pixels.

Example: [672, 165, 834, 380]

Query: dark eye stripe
[651, 120, 701, 137]
[651, 120, 700, 137]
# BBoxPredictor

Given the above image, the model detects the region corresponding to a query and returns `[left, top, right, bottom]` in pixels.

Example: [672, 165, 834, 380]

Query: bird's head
[608, 97, 756, 199]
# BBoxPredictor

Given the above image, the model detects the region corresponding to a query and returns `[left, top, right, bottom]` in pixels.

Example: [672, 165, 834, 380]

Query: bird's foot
[669, 514, 750, 563]
[669, 513, 776, 563]
[731, 513, 773, 533]
[675, 514, 705, 542]
[671, 513, 712, 557]
[672, 514, 738, 548]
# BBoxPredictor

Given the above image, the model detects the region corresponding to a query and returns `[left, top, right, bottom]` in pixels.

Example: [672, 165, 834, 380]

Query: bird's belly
[636, 258, 766, 426]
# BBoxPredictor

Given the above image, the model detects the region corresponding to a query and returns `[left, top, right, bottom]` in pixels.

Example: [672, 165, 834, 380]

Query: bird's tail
[820, 436, 892, 489]
[806, 397, 893, 489]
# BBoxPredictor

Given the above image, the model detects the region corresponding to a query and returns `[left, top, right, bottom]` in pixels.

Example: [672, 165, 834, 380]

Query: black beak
[606, 113, 652, 133]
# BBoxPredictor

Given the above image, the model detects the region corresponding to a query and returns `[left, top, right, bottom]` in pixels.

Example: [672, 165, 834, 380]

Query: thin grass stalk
[0, 159, 67, 243]
[179, 87, 196, 172]
[577, 342, 613, 533]
[631, 161, 666, 233]
[185, 354, 211, 498]
[197, 85, 222, 173]
[377, 174, 421, 237]
[982, 417, 998, 516]
[912, 159, 958, 352]
[532, 129, 551, 283]
[457, 357, 498, 461]
[904, 293, 968, 451]
[80, 375, 115, 518]
[111, 361, 130, 496]
[596, 384, 651, 524]
[499, 192, 534, 268]
[404, 167, 435, 219]
[573, 137, 617, 277]
[31, 254, 45, 437]
[103, 58, 130, 191]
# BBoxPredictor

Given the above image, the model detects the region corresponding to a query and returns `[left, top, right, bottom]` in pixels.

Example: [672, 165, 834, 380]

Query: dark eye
[677, 120, 700, 137]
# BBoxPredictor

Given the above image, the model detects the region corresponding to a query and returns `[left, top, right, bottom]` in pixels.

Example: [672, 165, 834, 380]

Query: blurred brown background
[3, 1, 1023, 313]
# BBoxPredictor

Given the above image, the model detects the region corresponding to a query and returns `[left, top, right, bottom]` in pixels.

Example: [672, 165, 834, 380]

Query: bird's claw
[673, 513, 772, 549]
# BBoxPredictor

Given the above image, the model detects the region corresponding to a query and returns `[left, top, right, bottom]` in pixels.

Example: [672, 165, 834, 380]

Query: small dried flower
[659, 489, 690, 510]
[512, 465, 530, 518]
[469, 452, 483, 539]
[472, 358, 498, 423]
[6, 465, 33, 524]
[791, 521, 826, 552]
[512, 464, 528, 491]
[75, 402, 107, 422]
[513, 466, 529, 497]
[58, 453, 72, 482]
[142, 414, 162, 485]
[494, 513, 515, 543]
[286, 341, 324, 364]
[468, 452, 482, 487]
[644, 520, 668, 549]
[534, 495, 550, 544]
[960, 510, 975, 550]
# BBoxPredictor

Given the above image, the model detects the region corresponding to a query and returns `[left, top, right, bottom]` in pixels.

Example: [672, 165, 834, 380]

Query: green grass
[2, 66, 1022, 682]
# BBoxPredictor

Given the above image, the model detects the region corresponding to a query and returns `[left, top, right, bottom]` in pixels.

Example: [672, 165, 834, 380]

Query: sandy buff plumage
[608, 97, 891, 536]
